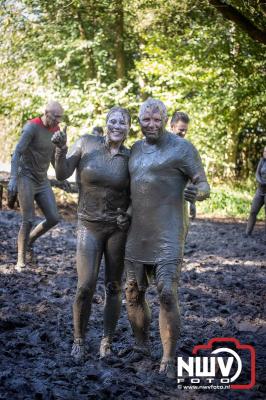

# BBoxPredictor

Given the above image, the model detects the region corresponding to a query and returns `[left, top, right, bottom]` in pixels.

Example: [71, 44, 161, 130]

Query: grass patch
[197, 182, 265, 220]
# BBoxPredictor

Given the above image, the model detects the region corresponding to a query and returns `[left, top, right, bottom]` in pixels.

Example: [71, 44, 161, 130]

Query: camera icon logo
[177, 337, 256, 390]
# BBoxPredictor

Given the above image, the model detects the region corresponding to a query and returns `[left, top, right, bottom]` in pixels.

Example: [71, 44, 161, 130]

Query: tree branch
[209, 0, 266, 44]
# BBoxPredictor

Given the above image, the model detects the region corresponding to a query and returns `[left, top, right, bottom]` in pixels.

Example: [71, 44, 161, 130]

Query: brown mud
[0, 207, 265, 400]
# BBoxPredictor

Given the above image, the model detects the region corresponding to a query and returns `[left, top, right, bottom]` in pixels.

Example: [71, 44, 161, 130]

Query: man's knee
[105, 281, 121, 297]
[125, 280, 144, 306]
[250, 208, 259, 217]
[20, 218, 33, 231]
[157, 281, 177, 310]
[46, 213, 60, 228]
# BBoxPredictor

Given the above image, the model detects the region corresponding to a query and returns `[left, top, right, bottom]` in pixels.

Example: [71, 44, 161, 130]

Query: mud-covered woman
[246, 146, 266, 235]
[52, 107, 131, 361]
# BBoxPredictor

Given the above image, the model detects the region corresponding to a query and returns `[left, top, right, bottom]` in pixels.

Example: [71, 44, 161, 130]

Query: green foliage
[197, 181, 265, 219]
[0, 0, 265, 183]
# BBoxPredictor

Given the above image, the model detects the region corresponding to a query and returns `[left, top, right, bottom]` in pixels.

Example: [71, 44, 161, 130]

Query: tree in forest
[0, 0, 265, 179]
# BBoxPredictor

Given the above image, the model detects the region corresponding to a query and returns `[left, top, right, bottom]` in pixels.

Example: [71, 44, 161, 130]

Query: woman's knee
[75, 284, 95, 302]
[105, 281, 121, 297]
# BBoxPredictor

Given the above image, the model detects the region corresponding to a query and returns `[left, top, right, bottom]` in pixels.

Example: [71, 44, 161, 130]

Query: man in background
[171, 111, 196, 219]
[8, 101, 64, 269]
[170, 111, 189, 138]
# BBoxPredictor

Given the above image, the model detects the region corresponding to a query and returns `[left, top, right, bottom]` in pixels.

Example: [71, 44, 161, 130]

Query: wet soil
[0, 208, 265, 400]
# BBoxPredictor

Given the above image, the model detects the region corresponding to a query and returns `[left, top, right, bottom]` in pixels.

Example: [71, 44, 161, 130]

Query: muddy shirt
[125, 132, 209, 264]
[11, 117, 59, 183]
[56, 135, 130, 223]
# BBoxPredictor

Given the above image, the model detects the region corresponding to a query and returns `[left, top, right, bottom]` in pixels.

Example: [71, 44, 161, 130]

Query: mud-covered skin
[54, 121, 130, 358]
[9, 119, 60, 267]
[246, 157, 266, 235]
[125, 102, 210, 377]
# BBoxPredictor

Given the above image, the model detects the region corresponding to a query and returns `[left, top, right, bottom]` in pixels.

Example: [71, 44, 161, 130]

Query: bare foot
[122, 344, 151, 362]
[71, 338, 85, 363]
[27, 245, 38, 265]
[99, 337, 112, 359]
[159, 359, 176, 379]
[15, 262, 26, 272]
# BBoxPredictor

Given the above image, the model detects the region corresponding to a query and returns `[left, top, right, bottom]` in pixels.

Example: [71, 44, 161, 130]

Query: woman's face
[263, 147, 266, 159]
[106, 111, 130, 144]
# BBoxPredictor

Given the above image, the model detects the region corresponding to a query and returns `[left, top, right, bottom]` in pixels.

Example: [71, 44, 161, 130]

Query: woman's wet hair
[106, 106, 131, 125]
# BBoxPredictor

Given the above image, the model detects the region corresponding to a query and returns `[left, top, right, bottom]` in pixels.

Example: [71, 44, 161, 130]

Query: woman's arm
[255, 159, 264, 185]
[53, 129, 83, 180]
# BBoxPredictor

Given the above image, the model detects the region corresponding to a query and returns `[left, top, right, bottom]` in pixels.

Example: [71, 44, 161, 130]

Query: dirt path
[0, 210, 265, 399]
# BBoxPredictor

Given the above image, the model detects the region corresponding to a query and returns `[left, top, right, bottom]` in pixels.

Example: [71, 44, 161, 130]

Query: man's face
[106, 111, 129, 143]
[263, 147, 266, 159]
[45, 108, 64, 128]
[171, 120, 188, 138]
[139, 109, 166, 143]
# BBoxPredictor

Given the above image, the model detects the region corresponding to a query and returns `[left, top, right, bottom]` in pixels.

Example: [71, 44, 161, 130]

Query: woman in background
[246, 146, 266, 235]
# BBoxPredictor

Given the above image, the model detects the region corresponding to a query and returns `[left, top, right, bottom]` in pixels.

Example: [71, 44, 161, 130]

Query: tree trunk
[76, 8, 97, 80]
[209, 0, 266, 44]
[114, 0, 126, 81]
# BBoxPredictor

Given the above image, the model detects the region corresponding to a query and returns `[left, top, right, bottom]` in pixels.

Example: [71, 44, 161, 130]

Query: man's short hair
[170, 111, 190, 127]
[139, 98, 168, 121]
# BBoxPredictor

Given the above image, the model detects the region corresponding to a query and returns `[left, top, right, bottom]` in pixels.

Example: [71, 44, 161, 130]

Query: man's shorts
[125, 259, 182, 291]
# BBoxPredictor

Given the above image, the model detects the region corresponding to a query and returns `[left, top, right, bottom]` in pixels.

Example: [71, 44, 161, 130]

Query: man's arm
[8, 123, 35, 193]
[181, 142, 210, 202]
[191, 177, 210, 201]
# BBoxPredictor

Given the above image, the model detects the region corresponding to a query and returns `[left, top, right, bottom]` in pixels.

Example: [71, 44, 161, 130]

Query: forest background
[0, 0, 265, 219]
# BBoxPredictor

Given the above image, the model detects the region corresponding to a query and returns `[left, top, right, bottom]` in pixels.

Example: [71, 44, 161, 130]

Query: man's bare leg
[125, 279, 151, 355]
[157, 273, 180, 379]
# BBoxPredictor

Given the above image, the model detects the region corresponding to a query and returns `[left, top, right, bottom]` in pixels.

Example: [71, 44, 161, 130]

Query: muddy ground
[0, 205, 265, 400]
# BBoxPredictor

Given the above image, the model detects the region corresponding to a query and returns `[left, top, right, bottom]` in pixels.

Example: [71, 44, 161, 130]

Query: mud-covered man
[125, 98, 210, 378]
[8, 101, 64, 269]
